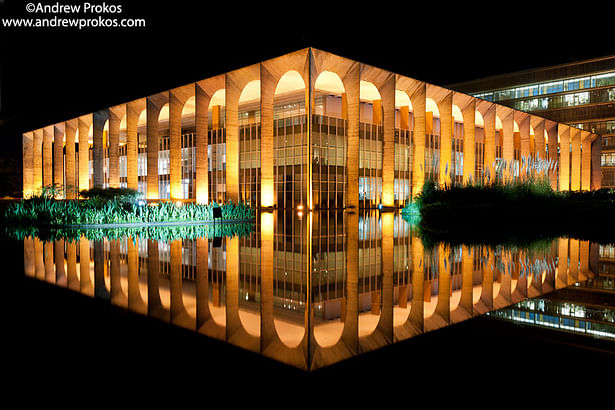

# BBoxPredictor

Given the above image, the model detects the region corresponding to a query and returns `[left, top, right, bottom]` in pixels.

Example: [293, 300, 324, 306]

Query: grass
[414, 171, 615, 245]
[4, 186, 255, 227]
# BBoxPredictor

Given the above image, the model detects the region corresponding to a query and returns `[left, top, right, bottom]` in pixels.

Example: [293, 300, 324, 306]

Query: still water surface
[18, 210, 602, 371]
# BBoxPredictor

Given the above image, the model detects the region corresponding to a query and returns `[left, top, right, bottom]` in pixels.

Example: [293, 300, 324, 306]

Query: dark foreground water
[3, 210, 615, 407]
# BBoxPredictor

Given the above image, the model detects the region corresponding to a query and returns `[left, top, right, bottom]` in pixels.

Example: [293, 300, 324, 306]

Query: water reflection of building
[22, 48, 600, 205]
[488, 242, 615, 339]
[21, 211, 601, 370]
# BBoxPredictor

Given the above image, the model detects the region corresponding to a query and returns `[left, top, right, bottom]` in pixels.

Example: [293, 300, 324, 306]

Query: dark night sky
[1, 0, 614, 168]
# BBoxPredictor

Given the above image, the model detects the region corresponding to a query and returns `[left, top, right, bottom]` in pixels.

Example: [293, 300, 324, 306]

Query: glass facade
[239, 102, 261, 208]
[275, 92, 309, 209]
[312, 92, 347, 210]
[181, 130, 195, 199]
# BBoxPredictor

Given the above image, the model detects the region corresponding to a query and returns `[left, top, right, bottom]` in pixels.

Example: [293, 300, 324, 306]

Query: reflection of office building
[449, 55, 615, 187]
[22, 48, 600, 206]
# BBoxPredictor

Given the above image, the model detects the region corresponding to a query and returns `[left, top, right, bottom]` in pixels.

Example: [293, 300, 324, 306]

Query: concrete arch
[239, 79, 260, 105]
[225, 63, 260, 204]
[274, 70, 305, 95]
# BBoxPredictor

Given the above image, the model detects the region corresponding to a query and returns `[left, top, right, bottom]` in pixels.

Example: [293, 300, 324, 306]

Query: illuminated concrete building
[21, 48, 602, 206]
[450, 54, 615, 188]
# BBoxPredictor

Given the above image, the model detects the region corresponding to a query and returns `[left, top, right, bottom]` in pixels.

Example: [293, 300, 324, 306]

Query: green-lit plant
[3, 188, 255, 227]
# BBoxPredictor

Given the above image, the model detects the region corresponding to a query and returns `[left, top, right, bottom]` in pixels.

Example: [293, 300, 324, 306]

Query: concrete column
[438, 92, 452, 187]
[146, 94, 167, 199]
[79, 237, 93, 296]
[78, 115, 91, 193]
[481, 103, 496, 182]
[195, 80, 218, 204]
[108, 106, 123, 189]
[559, 125, 570, 191]
[53, 123, 64, 196]
[22, 132, 33, 198]
[532, 117, 546, 160]
[125, 100, 142, 191]
[224, 74, 239, 205]
[570, 128, 581, 191]
[33, 129, 43, 193]
[546, 121, 559, 190]
[499, 108, 514, 179]
[43, 126, 53, 188]
[410, 83, 426, 198]
[65, 119, 77, 198]
[344, 62, 360, 209]
[556, 238, 568, 289]
[260, 66, 275, 208]
[169, 91, 183, 200]
[518, 112, 530, 161]
[92, 110, 108, 189]
[462, 99, 476, 183]
[381, 75, 395, 207]
[591, 135, 601, 189]
[581, 131, 592, 190]
[194, 86, 209, 204]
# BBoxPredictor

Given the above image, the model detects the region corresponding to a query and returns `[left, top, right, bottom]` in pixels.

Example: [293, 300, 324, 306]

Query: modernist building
[450, 54, 615, 187]
[21, 48, 601, 207]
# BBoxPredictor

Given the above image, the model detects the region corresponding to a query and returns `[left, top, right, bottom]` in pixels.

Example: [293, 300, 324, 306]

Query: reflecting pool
[16, 210, 606, 370]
